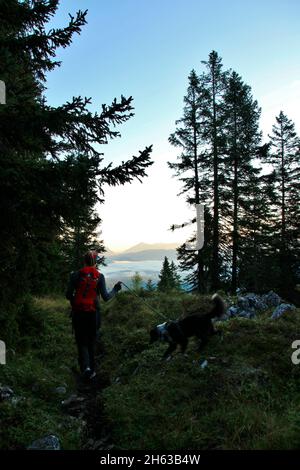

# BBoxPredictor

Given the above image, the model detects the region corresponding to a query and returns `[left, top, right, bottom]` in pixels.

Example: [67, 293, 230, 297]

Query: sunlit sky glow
[46, 0, 300, 252]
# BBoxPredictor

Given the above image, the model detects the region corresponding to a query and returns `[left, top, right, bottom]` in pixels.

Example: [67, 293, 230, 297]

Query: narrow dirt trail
[62, 342, 115, 450]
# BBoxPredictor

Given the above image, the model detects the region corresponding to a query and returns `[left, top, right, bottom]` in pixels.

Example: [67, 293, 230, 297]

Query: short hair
[84, 251, 97, 266]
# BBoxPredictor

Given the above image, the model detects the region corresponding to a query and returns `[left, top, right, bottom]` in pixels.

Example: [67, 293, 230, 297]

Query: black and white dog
[149, 294, 225, 359]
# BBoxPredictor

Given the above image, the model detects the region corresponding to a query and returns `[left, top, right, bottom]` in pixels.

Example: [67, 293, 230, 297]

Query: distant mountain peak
[121, 242, 179, 254]
[104, 246, 115, 256]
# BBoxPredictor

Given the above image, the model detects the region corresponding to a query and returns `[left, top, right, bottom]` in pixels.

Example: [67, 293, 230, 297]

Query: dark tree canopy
[169, 51, 299, 297]
[157, 257, 181, 292]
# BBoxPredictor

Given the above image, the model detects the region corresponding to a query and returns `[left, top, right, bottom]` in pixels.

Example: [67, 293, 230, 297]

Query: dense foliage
[157, 257, 181, 292]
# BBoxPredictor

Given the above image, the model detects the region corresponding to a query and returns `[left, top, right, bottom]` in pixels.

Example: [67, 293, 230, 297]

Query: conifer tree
[222, 70, 262, 292]
[199, 51, 227, 290]
[264, 112, 300, 293]
[157, 257, 174, 292]
[169, 52, 227, 292]
[170, 261, 181, 290]
[59, 154, 105, 272]
[0, 1, 152, 315]
[168, 70, 212, 292]
[146, 279, 156, 292]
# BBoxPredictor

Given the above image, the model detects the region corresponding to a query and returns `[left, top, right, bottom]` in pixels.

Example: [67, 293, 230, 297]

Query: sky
[46, 0, 300, 252]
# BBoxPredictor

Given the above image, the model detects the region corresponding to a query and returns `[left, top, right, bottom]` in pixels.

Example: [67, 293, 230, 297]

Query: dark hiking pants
[72, 311, 100, 373]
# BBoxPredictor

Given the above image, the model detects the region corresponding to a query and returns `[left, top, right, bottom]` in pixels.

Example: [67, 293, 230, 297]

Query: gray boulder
[271, 303, 296, 320]
[27, 435, 61, 450]
[54, 386, 67, 396]
[244, 293, 268, 311]
[0, 385, 14, 402]
[262, 291, 281, 307]
[238, 310, 256, 319]
[221, 290, 287, 322]
[237, 296, 250, 310]
[227, 306, 239, 317]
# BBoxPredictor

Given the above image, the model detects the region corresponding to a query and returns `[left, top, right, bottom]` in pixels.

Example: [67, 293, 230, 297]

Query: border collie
[149, 294, 225, 359]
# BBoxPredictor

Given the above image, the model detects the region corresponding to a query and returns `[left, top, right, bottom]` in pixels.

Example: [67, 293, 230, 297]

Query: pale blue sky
[46, 0, 300, 251]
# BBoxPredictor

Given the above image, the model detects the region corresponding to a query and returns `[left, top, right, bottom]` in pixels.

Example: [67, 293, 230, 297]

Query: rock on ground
[262, 291, 282, 307]
[27, 435, 61, 450]
[238, 310, 256, 319]
[271, 303, 296, 320]
[54, 386, 67, 395]
[0, 385, 14, 401]
[244, 293, 268, 311]
[237, 296, 250, 310]
[223, 290, 293, 322]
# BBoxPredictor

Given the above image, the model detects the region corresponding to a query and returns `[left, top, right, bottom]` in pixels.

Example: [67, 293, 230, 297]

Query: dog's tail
[209, 293, 226, 318]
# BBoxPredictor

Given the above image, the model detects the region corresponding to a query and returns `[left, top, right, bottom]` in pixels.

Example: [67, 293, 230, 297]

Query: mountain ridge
[119, 242, 179, 254]
[107, 248, 177, 262]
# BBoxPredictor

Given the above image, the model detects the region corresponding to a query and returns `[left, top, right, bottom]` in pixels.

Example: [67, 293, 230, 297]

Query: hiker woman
[66, 250, 122, 380]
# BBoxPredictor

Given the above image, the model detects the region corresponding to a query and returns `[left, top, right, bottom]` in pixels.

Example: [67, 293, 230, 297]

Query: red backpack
[73, 266, 100, 313]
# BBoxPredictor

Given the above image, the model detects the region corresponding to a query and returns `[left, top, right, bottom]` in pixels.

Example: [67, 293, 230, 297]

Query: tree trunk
[231, 110, 238, 293]
[192, 96, 205, 293]
[280, 122, 287, 290]
[281, 124, 286, 250]
[211, 66, 219, 290]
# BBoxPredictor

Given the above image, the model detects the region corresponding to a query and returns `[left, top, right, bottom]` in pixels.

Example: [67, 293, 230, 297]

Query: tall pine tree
[168, 69, 212, 292]
[264, 112, 300, 294]
[157, 257, 180, 292]
[169, 52, 227, 292]
[199, 51, 227, 289]
[222, 70, 262, 292]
